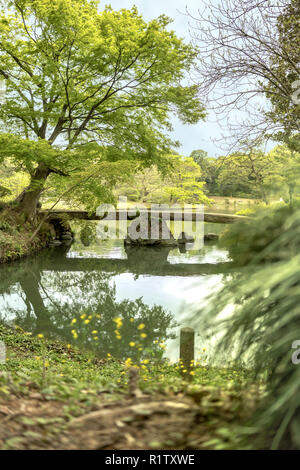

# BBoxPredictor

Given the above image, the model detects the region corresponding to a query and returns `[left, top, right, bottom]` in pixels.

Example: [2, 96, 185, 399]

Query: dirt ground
[0, 384, 258, 450]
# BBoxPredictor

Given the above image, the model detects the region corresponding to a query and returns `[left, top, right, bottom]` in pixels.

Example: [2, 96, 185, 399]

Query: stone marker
[180, 327, 195, 381]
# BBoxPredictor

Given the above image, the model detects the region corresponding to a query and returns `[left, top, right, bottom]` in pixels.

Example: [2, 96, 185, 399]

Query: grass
[0, 323, 255, 398]
[0, 322, 263, 449]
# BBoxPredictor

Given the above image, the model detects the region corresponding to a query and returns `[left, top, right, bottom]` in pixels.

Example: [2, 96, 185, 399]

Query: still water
[0, 222, 230, 363]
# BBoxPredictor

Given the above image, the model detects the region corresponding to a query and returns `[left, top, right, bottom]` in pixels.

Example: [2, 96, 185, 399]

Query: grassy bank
[0, 323, 263, 450]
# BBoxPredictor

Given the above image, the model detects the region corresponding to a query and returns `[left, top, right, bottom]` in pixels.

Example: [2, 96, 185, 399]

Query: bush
[197, 204, 300, 449]
[220, 202, 300, 265]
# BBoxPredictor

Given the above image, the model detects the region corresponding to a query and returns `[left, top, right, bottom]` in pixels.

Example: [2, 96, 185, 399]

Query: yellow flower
[113, 317, 123, 328]
[44, 360, 50, 368]
[190, 371, 195, 376]
[107, 353, 111, 357]
[37, 333, 44, 339]
[35, 356, 41, 361]
[67, 344, 71, 349]
[129, 342, 135, 347]
[140, 333, 147, 339]
[130, 318, 134, 323]
[80, 314, 86, 319]
[124, 358, 132, 367]
[71, 329, 78, 339]
[141, 359, 149, 364]
[71, 318, 77, 324]
[84, 319, 90, 324]
[88, 315, 93, 319]
[182, 369, 187, 373]
[95, 314, 101, 319]
[92, 330, 98, 335]
[93, 336, 99, 340]
[137, 323, 145, 330]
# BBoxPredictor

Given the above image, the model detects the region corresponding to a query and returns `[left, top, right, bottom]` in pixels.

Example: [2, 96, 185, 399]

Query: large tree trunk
[14, 162, 50, 221]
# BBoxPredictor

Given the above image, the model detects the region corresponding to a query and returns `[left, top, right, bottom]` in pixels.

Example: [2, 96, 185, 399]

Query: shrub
[197, 204, 300, 449]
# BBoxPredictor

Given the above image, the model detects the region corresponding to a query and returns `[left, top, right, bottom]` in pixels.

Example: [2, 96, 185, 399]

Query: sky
[100, 0, 227, 157]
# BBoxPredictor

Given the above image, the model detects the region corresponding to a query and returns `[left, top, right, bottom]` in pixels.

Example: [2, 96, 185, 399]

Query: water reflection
[0, 234, 230, 362]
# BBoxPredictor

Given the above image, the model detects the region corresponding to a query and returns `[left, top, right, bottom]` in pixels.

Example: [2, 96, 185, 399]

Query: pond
[0, 220, 231, 364]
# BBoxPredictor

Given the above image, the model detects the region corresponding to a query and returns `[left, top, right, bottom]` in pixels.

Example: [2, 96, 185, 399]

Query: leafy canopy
[115, 154, 211, 205]
[0, 0, 205, 208]
[265, 0, 300, 149]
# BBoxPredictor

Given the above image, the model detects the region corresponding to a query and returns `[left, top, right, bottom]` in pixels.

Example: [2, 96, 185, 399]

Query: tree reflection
[0, 248, 176, 361]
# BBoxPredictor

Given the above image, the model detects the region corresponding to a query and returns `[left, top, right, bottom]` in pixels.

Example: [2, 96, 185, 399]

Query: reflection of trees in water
[0, 259, 175, 361]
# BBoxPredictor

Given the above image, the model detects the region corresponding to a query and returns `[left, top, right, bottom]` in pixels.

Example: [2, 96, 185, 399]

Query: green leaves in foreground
[197, 203, 300, 449]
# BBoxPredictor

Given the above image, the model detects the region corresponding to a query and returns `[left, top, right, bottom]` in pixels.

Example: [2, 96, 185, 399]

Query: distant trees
[116, 166, 164, 203]
[190, 149, 220, 195]
[217, 150, 282, 203]
[266, 145, 300, 204]
[190, 146, 300, 203]
[114, 145, 300, 205]
[115, 154, 210, 205]
[163, 154, 210, 204]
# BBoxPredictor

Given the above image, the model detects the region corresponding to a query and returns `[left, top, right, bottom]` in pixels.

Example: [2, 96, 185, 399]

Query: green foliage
[0, 322, 254, 394]
[0, 185, 11, 197]
[216, 149, 282, 202]
[266, 145, 300, 203]
[190, 149, 208, 165]
[197, 204, 300, 449]
[265, 0, 300, 146]
[116, 154, 211, 205]
[220, 202, 300, 266]
[0, 158, 30, 202]
[116, 166, 165, 203]
[0, 208, 49, 262]
[79, 222, 96, 246]
[188, 144, 300, 202]
[0, 0, 205, 212]
[162, 154, 211, 204]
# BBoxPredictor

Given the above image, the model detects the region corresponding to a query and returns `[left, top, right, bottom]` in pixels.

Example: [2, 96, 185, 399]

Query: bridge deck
[40, 209, 249, 224]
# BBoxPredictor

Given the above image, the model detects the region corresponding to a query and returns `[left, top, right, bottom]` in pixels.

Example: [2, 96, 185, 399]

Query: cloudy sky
[100, 1, 227, 157]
